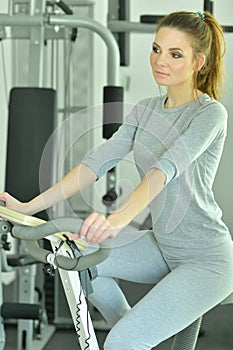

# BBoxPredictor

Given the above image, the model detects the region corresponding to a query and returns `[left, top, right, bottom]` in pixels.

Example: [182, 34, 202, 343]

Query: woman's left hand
[69, 212, 122, 244]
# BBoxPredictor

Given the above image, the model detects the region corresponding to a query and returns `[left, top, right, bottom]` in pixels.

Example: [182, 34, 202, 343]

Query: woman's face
[150, 27, 199, 89]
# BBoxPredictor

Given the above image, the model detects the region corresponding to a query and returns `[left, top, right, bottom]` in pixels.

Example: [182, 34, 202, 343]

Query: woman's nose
[156, 53, 168, 67]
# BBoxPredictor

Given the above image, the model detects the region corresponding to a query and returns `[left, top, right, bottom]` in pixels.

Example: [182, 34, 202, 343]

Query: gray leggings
[88, 231, 233, 349]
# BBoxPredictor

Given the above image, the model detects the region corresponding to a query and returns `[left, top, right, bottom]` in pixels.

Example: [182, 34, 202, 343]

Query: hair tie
[196, 11, 205, 20]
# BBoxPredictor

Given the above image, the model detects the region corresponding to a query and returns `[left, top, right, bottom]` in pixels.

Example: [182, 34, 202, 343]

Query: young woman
[1, 11, 233, 349]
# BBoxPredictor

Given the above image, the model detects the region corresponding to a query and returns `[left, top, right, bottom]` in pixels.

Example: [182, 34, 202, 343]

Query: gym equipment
[102, 85, 124, 210]
[0, 214, 55, 350]
[4, 86, 58, 346]
[0, 204, 111, 350]
[1, 2, 231, 349]
[0, 0, 123, 329]
[6, 87, 56, 206]
[0, 205, 222, 350]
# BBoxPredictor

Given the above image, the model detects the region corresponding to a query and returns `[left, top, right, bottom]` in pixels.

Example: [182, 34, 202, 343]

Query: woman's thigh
[104, 241, 233, 350]
[88, 230, 170, 327]
[97, 230, 170, 284]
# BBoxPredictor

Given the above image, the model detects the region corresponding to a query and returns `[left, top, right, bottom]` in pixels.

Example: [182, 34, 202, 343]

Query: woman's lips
[155, 70, 170, 77]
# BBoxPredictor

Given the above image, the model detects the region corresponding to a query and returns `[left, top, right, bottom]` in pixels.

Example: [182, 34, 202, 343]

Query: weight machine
[0, 0, 123, 347]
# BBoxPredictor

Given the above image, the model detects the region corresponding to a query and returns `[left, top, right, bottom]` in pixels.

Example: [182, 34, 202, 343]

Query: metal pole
[204, 0, 213, 13]
[48, 15, 120, 86]
[108, 20, 156, 33]
[8, 0, 13, 16]
[0, 246, 6, 349]
[0, 14, 44, 26]
[0, 14, 121, 86]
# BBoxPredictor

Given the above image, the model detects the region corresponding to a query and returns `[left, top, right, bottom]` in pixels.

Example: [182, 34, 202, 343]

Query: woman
[1, 11, 233, 349]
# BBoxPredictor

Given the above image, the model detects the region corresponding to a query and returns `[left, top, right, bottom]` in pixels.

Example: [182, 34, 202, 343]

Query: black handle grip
[103, 86, 124, 139]
[56, 0, 73, 15]
[1, 302, 42, 320]
[140, 15, 164, 24]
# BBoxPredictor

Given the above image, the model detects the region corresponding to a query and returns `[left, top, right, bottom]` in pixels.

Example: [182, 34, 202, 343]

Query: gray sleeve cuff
[152, 158, 177, 185]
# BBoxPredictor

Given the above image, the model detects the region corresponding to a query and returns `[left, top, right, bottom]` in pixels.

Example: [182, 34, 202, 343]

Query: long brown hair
[157, 11, 226, 101]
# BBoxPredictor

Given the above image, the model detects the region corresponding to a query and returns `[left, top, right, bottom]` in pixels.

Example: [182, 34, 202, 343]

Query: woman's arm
[109, 167, 166, 227]
[73, 167, 166, 243]
[0, 164, 97, 215]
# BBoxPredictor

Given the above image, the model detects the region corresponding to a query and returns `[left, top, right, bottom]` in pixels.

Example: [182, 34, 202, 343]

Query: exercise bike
[0, 204, 212, 350]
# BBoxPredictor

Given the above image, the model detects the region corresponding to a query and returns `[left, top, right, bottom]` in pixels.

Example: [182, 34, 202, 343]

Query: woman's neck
[165, 87, 203, 109]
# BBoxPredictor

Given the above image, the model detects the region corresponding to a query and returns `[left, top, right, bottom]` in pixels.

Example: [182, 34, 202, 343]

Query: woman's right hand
[0, 192, 29, 214]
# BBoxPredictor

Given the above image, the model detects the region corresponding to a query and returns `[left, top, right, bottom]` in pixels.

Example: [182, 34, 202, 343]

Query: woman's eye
[172, 52, 182, 59]
[152, 46, 160, 54]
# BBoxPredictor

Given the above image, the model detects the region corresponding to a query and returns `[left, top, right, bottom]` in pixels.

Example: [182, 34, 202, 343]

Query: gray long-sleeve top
[82, 94, 231, 248]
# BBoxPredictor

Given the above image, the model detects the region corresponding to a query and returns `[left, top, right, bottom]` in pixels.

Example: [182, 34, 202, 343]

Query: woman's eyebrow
[169, 48, 184, 52]
[153, 42, 184, 52]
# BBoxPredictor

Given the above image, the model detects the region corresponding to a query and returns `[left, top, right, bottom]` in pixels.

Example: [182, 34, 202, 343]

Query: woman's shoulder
[198, 94, 228, 117]
[192, 94, 228, 134]
[135, 95, 166, 112]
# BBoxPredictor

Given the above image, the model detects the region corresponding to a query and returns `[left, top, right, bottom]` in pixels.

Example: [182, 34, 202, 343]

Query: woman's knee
[104, 331, 123, 350]
[104, 323, 151, 350]
[104, 328, 135, 350]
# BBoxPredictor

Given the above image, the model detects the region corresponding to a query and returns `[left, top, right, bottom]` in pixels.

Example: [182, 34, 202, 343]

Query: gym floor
[4, 300, 233, 349]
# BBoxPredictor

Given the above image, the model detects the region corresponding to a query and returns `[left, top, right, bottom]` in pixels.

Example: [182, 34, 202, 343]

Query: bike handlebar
[0, 202, 112, 271]
[12, 217, 112, 271]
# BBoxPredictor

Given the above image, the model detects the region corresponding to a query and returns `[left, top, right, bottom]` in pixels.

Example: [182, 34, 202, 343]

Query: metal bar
[30, 0, 37, 16]
[27, 1, 46, 87]
[28, 26, 45, 86]
[204, 0, 213, 13]
[0, 14, 120, 86]
[108, 0, 130, 66]
[58, 268, 100, 349]
[9, 0, 32, 4]
[108, 20, 156, 33]
[49, 15, 120, 85]
[0, 246, 6, 349]
[8, 0, 14, 16]
[223, 26, 233, 33]
[17, 263, 37, 350]
[0, 14, 44, 26]
[55, 0, 95, 5]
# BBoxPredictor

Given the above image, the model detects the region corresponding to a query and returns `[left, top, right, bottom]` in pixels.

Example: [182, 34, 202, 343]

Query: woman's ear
[193, 53, 206, 72]
[198, 53, 206, 71]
